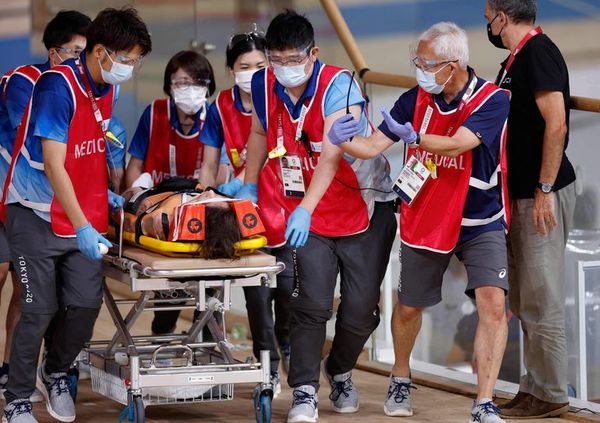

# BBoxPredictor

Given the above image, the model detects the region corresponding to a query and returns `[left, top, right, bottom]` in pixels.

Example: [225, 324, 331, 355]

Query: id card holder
[280, 155, 305, 198]
[393, 155, 431, 206]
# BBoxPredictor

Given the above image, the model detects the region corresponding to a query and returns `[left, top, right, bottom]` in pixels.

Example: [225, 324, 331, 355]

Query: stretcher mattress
[118, 244, 276, 271]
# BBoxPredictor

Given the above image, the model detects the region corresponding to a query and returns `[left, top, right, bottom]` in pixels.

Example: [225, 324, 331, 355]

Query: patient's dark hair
[201, 206, 242, 259]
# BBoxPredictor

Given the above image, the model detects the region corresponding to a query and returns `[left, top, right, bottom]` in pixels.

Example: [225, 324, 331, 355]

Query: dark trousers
[243, 245, 294, 371]
[4, 205, 102, 403]
[287, 201, 397, 390]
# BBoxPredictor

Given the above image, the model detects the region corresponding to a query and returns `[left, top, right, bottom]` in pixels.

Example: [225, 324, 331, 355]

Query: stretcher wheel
[66, 368, 79, 402]
[125, 395, 145, 422]
[254, 390, 272, 423]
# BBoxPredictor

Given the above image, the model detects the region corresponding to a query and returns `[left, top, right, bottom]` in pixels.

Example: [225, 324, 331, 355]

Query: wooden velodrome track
[1, 279, 599, 422]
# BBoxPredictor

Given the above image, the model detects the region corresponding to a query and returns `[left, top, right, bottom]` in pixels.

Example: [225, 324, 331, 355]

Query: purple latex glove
[381, 108, 418, 144]
[327, 114, 361, 145]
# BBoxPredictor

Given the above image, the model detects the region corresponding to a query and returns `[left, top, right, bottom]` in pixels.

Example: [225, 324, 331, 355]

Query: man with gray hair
[485, 0, 575, 418]
[328, 21, 511, 422]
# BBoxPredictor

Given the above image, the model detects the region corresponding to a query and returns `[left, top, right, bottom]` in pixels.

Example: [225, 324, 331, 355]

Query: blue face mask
[415, 63, 453, 95]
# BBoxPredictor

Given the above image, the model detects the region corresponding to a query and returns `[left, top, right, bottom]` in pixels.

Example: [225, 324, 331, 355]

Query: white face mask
[415, 64, 452, 95]
[172, 86, 208, 115]
[234, 69, 258, 93]
[272, 62, 310, 88]
[99, 49, 134, 85]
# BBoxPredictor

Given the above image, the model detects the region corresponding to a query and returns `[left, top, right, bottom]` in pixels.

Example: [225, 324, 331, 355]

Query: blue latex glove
[218, 177, 243, 196]
[285, 206, 311, 248]
[381, 108, 418, 144]
[108, 189, 125, 210]
[76, 223, 112, 260]
[236, 183, 258, 203]
[327, 114, 361, 145]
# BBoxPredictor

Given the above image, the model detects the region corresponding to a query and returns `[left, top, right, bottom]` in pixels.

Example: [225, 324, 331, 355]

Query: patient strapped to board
[112, 176, 265, 259]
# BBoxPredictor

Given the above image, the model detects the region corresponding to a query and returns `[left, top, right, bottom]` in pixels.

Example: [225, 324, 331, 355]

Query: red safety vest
[144, 98, 205, 185]
[2, 64, 114, 235]
[258, 65, 369, 247]
[1, 65, 42, 103]
[0, 65, 44, 222]
[400, 80, 508, 253]
[215, 88, 252, 176]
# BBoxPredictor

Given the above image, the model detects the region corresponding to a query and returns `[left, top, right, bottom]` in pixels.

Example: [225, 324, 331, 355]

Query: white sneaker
[287, 385, 318, 423]
[469, 399, 505, 423]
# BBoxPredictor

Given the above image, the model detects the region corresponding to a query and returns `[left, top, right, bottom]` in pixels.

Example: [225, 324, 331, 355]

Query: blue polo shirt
[128, 98, 206, 161]
[9, 53, 117, 222]
[379, 68, 510, 243]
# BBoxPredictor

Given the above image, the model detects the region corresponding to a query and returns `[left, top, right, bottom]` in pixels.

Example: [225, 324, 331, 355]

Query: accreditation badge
[393, 155, 431, 206]
[280, 155, 305, 198]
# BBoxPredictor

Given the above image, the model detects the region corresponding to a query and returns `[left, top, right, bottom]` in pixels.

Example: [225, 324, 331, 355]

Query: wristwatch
[537, 182, 554, 194]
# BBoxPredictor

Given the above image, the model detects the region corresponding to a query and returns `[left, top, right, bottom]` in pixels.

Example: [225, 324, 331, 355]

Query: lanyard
[421, 74, 479, 135]
[498, 26, 542, 85]
[168, 106, 206, 177]
[76, 61, 107, 136]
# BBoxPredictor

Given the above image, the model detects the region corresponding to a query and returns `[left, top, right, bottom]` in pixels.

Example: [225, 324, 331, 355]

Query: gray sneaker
[36, 367, 75, 422]
[384, 375, 416, 416]
[2, 399, 38, 423]
[287, 385, 318, 423]
[469, 400, 505, 423]
[320, 357, 358, 413]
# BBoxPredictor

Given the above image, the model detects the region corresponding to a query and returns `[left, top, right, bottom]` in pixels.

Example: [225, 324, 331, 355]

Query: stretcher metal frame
[86, 246, 284, 422]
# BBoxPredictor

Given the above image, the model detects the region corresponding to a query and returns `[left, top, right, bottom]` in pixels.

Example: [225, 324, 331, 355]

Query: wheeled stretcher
[86, 234, 284, 423]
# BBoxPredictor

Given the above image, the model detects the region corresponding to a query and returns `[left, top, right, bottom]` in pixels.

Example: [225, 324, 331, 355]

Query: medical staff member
[125, 50, 215, 188]
[0, 10, 91, 398]
[2, 8, 151, 423]
[201, 30, 293, 396]
[330, 22, 510, 423]
[237, 10, 396, 422]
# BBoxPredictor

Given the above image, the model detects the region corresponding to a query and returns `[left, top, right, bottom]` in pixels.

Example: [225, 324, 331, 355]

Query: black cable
[334, 175, 393, 194]
[346, 70, 356, 115]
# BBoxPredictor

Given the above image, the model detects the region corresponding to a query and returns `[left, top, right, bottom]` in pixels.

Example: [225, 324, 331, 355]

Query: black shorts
[398, 230, 508, 308]
[5, 205, 103, 313]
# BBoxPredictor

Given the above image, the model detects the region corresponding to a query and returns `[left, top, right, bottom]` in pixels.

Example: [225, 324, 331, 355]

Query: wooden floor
[0, 280, 596, 423]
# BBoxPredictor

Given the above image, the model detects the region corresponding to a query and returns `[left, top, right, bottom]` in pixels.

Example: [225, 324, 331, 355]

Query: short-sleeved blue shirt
[128, 98, 206, 161]
[9, 53, 116, 222]
[378, 68, 510, 243]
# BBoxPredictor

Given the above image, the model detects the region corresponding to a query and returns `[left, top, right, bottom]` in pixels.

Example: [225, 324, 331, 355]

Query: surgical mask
[172, 86, 208, 115]
[272, 62, 310, 88]
[487, 15, 507, 49]
[234, 69, 257, 93]
[99, 50, 134, 85]
[415, 64, 453, 95]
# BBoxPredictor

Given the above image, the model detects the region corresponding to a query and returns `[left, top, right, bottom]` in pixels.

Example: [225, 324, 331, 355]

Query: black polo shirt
[495, 33, 575, 199]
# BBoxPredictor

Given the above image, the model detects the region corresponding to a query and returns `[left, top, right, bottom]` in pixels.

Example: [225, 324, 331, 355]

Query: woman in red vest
[200, 31, 293, 397]
[200, 31, 265, 192]
[125, 50, 216, 188]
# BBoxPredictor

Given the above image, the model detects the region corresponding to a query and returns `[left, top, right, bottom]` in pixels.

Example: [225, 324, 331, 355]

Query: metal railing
[320, 0, 600, 114]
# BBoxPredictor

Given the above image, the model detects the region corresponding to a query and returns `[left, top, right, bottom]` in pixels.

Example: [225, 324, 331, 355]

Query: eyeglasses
[105, 47, 144, 67]
[171, 78, 212, 89]
[227, 24, 265, 49]
[53, 47, 83, 58]
[267, 45, 312, 67]
[411, 56, 458, 72]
